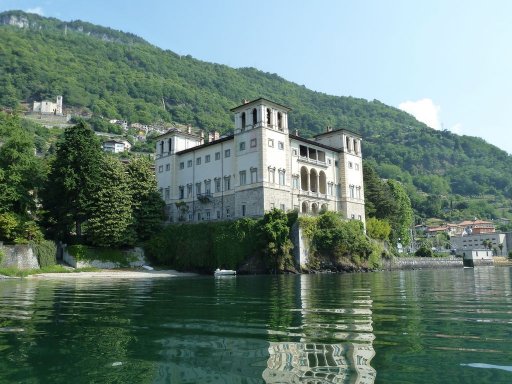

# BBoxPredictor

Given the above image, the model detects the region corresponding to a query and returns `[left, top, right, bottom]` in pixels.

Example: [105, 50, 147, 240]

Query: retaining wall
[382, 256, 464, 270]
[62, 247, 147, 269]
[0, 244, 40, 269]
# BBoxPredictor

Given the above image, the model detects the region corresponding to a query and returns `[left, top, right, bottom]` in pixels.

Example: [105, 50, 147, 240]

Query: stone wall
[381, 256, 463, 270]
[0, 244, 40, 269]
[62, 247, 147, 269]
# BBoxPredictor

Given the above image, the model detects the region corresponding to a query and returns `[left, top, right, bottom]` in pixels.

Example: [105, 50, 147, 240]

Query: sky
[1, 0, 512, 154]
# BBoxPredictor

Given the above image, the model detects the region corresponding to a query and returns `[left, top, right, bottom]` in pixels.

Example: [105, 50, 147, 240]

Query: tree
[366, 217, 391, 241]
[42, 122, 103, 241]
[125, 156, 165, 241]
[86, 156, 134, 247]
[261, 209, 294, 273]
[0, 116, 44, 215]
[387, 180, 414, 246]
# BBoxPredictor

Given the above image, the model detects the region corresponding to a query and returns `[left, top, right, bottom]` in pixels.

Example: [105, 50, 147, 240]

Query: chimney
[295, 130, 299, 136]
[208, 131, 214, 143]
[187, 124, 191, 134]
[242, 99, 249, 104]
[327, 126, 333, 132]
[213, 131, 220, 140]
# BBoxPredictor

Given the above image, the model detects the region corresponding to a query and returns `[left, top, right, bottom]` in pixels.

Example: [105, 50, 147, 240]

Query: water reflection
[262, 275, 376, 383]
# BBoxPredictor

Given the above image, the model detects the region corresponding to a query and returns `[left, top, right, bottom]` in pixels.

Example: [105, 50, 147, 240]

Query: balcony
[197, 192, 213, 203]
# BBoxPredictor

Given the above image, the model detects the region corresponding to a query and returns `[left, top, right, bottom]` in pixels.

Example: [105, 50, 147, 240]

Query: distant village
[25, 95, 168, 154]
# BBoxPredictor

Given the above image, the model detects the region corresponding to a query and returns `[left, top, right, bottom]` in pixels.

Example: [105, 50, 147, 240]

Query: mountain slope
[1, 10, 511, 221]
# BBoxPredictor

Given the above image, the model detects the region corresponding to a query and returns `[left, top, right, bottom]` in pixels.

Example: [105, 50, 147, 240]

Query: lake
[1, 267, 511, 383]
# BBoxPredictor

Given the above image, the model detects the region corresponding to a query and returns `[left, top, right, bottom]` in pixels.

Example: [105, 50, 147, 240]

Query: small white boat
[214, 268, 236, 276]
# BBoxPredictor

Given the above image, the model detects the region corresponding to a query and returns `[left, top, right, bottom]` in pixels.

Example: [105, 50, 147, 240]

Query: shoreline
[27, 269, 198, 279]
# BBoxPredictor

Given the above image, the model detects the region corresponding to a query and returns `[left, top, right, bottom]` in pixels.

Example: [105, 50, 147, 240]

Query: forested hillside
[1, 10, 511, 223]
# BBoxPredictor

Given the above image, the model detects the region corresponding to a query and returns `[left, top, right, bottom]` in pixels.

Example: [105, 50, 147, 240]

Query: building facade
[155, 98, 365, 223]
[33, 95, 63, 115]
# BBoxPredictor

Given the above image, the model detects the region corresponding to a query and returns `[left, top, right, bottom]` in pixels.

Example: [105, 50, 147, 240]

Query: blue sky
[1, 0, 511, 153]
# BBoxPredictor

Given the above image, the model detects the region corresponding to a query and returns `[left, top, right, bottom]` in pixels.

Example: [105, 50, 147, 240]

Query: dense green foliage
[145, 219, 261, 272]
[298, 212, 382, 270]
[33, 239, 57, 268]
[86, 156, 134, 247]
[40, 122, 164, 247]
[1, 10, 512, 223]
[42, 121, 103, 240]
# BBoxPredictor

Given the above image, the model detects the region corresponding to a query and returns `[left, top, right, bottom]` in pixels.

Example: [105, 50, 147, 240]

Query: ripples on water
[0, 267, 511, 383]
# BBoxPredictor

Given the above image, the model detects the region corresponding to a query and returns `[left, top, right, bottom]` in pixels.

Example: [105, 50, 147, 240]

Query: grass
[0, 265, 100, 278]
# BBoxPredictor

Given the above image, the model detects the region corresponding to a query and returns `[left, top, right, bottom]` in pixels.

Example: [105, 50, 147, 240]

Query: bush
[415, 246, 433, 257]
[67, 245, 134, 267]
[34, 240, 57, 268]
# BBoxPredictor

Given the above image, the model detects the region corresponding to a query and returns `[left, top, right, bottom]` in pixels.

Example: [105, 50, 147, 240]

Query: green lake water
[1, 267, 512, 383]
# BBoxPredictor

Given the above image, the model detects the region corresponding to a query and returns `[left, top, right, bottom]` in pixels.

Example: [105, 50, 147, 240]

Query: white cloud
[449, 123, 463, 135]
[26, 7, 44, 16]
[398, 98, 441, 130]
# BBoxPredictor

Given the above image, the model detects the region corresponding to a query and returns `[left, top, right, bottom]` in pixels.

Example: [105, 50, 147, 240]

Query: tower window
[277, 112, 283, 131]
[252, 108, 257, 125]
[266, 108, 271, 125]
[241, 112, 246, 129]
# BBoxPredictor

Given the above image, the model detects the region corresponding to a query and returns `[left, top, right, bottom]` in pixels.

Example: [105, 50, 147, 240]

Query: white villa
[155, 98, 365, 223]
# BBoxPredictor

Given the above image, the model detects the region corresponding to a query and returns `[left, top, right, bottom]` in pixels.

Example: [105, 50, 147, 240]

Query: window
[226, 207, 231, 218]
[165, 163, 170, 171]
[351, 214, 355, 219]
[187, 184, 192, 197]
[328, 183, 333, 196]
[206, 210, 211, 220]
[358, 215, 362, 221]
[240, 170, 247, 185]
[241, 112, 246, 129]
[196, 157, 201, 165]
[187, 160, 192, 168]
[216, 210, 221, 219]
[280, 204, 285, 211]
[266, 108, 271, 125]
[205, 154, 211, 163]
[198, 212, 202, 221]
[242, 204, 246, 217]
[356, 186, 361, 199]
[278, 169, 285, 186]
[159, 188, 163, 198]
[355, 163, 360, 171]
[224, 149, 231, 158]
[180, 162, 184, 169]
[348, 162, 353, 169]
[239, 141, 246, 151]
[168, 138, 172, 152]
[349, 185, 355, 198]
[158, 165, 163, 173]
[179, 186, 184, 199]
[292, 149, 298, 156]
[251, 168, 257, 183]
[252, 108, 257, 125]
[224, 176, 231, 191]
[159, 141, 164, 154]
[268, 167, 275, 183]
[215, 178, 221, 193]
[270, 203, 275, 209]
[328, 159, 332, 165]
[250, 138, 257, 148]
[277, 112, 283, 131]
[205, 180, 211, 194]
[292, 175, 299, 189]
[268, 139, 274, 147]
[164, 187, 170, 200]
[278, 141, 284, 150]
[196, 182, 201, 195]
[215, 152, 221, 160]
